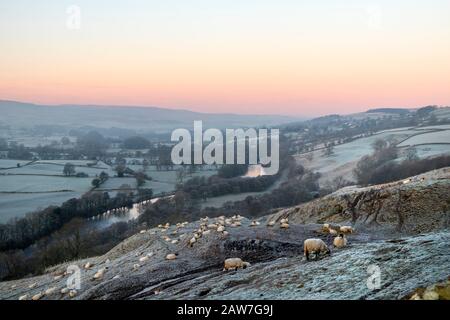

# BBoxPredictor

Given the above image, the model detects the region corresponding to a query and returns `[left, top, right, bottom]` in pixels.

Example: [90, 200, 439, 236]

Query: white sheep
[84, 262, 92, 269]
[329, 228, 338, 236]
[280, 222, 289, 229]
[93, 268, 106, 280]
[250, 220, 260, 227]
[217, 225, 225, 232]
[61, 288, 69, 294]
[333, 234, 348, 248]
[223, 258, 251, 271]
[166, 253, 177, 260]
[44, 287, 57, 296]
[267, 220, 276, 227]
[189, 236, 197, 246]
[139, 256, 149, 263]
[32, 292, 44, 300]
[339, 226, 354, 234]
[303, 238, 330, 260]
[280, 218, 289, 224]
[18, 294, 28, 300]
[69, 290, 77, 298]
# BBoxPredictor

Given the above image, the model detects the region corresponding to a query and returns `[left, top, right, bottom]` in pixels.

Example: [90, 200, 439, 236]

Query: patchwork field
[0, 192, 82, 223]
[0, 159, 218, 221]
[295, 125, 450, 185]
[398, 130, 450, 146]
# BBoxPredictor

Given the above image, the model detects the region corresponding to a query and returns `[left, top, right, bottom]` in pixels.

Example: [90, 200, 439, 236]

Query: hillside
[0, 168, 448, 300]
[0, 100, 296, 133]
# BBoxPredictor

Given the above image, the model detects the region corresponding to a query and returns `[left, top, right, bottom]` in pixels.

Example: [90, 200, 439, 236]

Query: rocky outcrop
[271, 168, 450, 234]
[0, 168, 448, 300]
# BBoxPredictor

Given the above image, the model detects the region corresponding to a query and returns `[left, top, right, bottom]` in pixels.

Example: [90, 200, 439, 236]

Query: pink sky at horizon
[1, 1, 449, 117]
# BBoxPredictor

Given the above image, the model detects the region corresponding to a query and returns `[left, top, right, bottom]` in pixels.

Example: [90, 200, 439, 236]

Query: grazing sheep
[267, 220, 276, 227]
[133, 264, 140, 270]
[208, 224, 218, 229]
[45, 287, 57, 296]
[28, 282, 37, 289]
[217, 225, 225, 232]
[250, 220, 260, 227]
[303, 238, 331, 260]
[339, 226, 354, 234]
[139, 256, 149, 263]
[93, 268, 106, 280]
[139, 230, 147, 234]
[223, 258, 251, 271]
[69, 290, 77, 298]
[280, 218, 289, 224]
[84, 262, 92, 269]
[32, 292, 44, 300]
[53, 275, 63, 281]
[189, 236, 197, 246]
[333, 234, 348, 248]
[202, 230, 211, 236]
[61, 288, 69, 294]
[171, 239, 179, 244]
[329, 228, 338, 236]
[280, 222, 290, 229]
[166, 253, 177, 260]
[19, 294, 28, 300]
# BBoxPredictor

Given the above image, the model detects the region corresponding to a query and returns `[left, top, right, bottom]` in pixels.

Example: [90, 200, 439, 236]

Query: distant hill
[0, 100, 298, 134]
[366, 108, 411, 114]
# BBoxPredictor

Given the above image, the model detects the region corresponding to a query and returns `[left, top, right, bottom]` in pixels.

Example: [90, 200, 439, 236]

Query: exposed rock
[0, 168, 448, 300]
[271, 168, 450, 234]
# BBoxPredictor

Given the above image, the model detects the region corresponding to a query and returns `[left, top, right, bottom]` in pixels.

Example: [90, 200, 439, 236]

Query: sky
[0, 0, 449, 116]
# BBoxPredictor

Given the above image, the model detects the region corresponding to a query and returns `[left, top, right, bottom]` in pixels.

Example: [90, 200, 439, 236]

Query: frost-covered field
[296, 125, 450, 185]
[414, 144, 450, 158]
[0, 159, 31, 169]
[3, 162, 114, 177]
[98, 177, 137, 189]
[0, 192, 83, 223]
[0, 175, 92, 192]
[398, 130, 450, 146]
[4, 135, 75, 148]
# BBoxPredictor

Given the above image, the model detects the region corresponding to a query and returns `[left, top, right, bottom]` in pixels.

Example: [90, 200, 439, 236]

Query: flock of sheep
[15, 214, 354, 300]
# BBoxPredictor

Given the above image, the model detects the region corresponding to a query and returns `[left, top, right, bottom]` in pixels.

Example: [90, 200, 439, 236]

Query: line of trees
[0, 191, 134, 251]
[354, 138, 450, 185]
